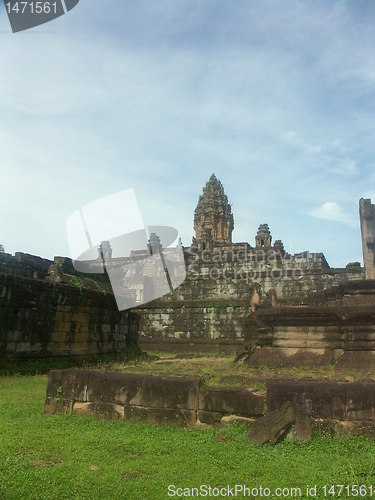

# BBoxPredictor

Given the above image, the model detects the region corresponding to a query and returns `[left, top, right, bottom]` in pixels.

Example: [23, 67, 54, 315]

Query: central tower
[194, 174, 234, 245]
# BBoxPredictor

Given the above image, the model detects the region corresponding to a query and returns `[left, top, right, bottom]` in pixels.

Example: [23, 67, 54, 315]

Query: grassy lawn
[1, 374, 375, 499]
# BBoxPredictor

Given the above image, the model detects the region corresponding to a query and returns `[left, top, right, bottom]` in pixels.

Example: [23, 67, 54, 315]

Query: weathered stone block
[267, 380, 346, 420]
[16, 342, 31, 352]
[334, 351, 375, 371]
[87, 371, 144, 403]
[73, 402, 124, 420]
[313, 419, 375, 438]
[123, 405, 197, 426]
[247, 401, 295, 445]
[122, 375, 200, 410]
[346, 383, 375, 420]
[197, 410, 222, 425]
[87, 371, 200, 410]
[294, 412, 312, 442]
[60, 369, 90, 401]
[246, 347, 332, 368]
[46, 369, 64, 398]
[44, 397, 73, 414]
[199, 387, 265, 417]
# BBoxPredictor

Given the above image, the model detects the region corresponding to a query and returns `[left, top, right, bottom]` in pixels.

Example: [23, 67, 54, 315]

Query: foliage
[63, 273, 108, 295]
[69, 275, 85, 295]
[214, 300, 228, 314]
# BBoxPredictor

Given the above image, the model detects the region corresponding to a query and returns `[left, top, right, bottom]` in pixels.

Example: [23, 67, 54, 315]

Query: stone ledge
[123, 405, 197, 426]
[73, 401, 124, 420]
[245, 347, 333, 368]
[267, 380, 346, 420]
[199, 386, 265, 416]
[45, 371, 375, 432]
[44, 369, 264, 426]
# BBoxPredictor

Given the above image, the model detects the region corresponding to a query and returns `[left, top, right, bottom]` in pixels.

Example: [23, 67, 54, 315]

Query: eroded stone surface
[73, 402, 124, 420]
[199, 386, 265, 417]
[247, 401, 295, 445]
[123, 405, 197, 426]
[267, 380, 346, 420]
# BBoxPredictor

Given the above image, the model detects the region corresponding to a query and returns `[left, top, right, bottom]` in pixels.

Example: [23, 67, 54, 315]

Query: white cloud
[309, 202, 358, 228]
[280, 132, 358, 176]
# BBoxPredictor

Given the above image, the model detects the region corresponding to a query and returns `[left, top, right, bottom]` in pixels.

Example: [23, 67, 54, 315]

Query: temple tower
[98, 241, 112, 260]
[194, 174, 234, 245]
[147, 233, 162, 255]
[255, 224, 272, 249]
[359, 198, 375, 279]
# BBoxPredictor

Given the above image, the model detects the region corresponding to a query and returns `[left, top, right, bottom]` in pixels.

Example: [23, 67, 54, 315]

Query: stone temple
[2, 174, 375, 367]
[137, 174, 365, 352]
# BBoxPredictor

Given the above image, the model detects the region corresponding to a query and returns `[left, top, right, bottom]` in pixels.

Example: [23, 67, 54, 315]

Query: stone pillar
[359, 198, 375, 279]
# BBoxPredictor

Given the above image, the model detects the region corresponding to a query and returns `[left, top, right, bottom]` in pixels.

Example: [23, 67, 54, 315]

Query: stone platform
[45, 369, 375, 439]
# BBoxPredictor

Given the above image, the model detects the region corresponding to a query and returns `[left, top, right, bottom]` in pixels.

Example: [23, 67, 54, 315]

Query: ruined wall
[243, 279, 375, 368]
[44, 369, 375, 437]
[0, 274, 139, 360]
[0, 240, 365, 354]
[44, 369, 265, 426]
[360, 198, 375, 279]
[138, 249, 364, 351]
[0, 252, 53, 279]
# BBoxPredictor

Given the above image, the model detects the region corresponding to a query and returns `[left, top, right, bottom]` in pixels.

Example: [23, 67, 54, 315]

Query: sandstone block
[267, 380, 346, 420]
[199, 387, 265, 417]
[123, 405, 196, 426]
[246, 347, 332, 368]
[44, 397, 73, 414]
[197, 410, 222, 425]
[334, 351, 375, 372]
[247, 401, 295, 445]
[60, 369, 90, 401]
[346, 383, 375, 420]
[73, 402, 124, 420]
[46, 369, 64, 398]
[87, 371, 200, 410]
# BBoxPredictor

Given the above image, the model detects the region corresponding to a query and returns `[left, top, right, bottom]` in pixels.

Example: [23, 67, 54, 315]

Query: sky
[1, 0, 375, 267]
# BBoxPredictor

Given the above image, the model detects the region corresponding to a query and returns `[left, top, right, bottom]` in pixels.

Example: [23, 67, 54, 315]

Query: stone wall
[243, 279, 375, 367]
[0, 233, 366, 354]
[138, 249, 364, 352]
[44, 369, 375, 437]
[44, 369, 266, 425]
[0, 252, 53, 279]
[267, 379, 375, 437]
[0, 274, 139, 360]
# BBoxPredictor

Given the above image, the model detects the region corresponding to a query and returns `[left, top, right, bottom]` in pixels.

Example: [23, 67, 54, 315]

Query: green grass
[1, 375, 375, 499]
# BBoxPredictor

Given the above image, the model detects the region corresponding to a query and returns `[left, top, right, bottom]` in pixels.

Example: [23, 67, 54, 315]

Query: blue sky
[1, 0, 375, 267]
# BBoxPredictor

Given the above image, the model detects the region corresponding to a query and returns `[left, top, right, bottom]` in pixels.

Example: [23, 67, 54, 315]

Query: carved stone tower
[147, 233, 162, 255]
[255, 224, 272, 249]
[98, 241, 112, 260]
[194, 174, 234, 245]
[359, 198, 375, 279]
